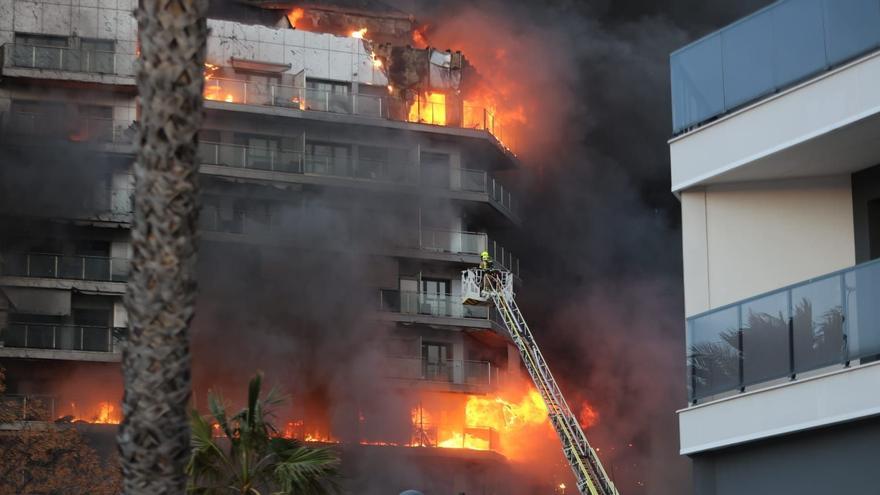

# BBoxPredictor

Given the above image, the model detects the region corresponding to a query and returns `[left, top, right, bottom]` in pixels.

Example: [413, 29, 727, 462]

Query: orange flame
[408, 92, 447, 125]
[60, 401, 121, 424]
[203, 63, 237, 103]
[578, 401, 599, 430]
[351, 28, 368, 39]
[287, 8, 304, 29]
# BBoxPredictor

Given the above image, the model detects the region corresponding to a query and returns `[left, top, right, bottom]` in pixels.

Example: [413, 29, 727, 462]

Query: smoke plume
[392, 1, 774, 493]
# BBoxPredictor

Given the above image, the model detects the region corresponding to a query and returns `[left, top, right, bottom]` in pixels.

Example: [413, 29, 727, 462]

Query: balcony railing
[2, 252, 130, 282]
[198, 141, 416, 184]
[378, 289, 494, 320]
[204, 78, 385, 118]
[198, 142, 518, 217]
[671, 0, 880, 133]
[385, 357, 494, 388]
[687, 258, 880, 403]
[1, 112, 137, 144]
[203, 76, 515, 152]
[3, 43, 135, 77]
[1, 323, 123, 353]
[417, 229, 520, 276]
[419, 229, 486, 255]
[0, 394, 58, 421]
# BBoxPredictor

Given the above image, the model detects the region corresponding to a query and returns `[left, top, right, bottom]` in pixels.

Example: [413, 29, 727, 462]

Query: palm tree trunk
[118, 1, 208, 493]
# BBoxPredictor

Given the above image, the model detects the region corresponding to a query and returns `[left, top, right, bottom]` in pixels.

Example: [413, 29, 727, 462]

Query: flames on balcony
[56, 400, 121, 425]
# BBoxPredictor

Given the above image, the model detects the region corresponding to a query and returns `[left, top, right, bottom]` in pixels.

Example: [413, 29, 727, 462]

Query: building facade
[0, 1, 532, 493]
[670, 1, 880, 493]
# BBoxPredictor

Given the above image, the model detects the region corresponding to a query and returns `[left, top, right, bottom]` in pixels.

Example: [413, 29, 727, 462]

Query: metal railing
[1, 323, 123, 353]
[671, 0, 880, 133]
[2, 252, 130, 282]
[420, 164, 518, 218]
[199, 141, 416, 184]
[203, 77, 385, 118]
[385, 357, 494, 387]
[486, 238, 520, 276]
[687, 257, 880, 403]
[378, 289, 491, 320]
[3, 43, 135, 77]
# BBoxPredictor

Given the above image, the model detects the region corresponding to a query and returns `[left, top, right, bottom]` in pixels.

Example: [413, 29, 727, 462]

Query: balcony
[417, 229, 520, 276]
[199, 141, 519, 221]
[1, 323, 123, 355]
[687, 258, 880, 404]
[671, 0, 880, 134]
[198, 141, 416, 184]
[202, 77, 515, 153]
[1, 43, 136, 85]
[378, 289, 501, 331]
[2, 253, 130, 283]
[0, 112, 138, 149]
[385, 356, 496, 390]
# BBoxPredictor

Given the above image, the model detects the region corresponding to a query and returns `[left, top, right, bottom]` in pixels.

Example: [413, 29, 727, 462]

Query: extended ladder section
[461, 268, 619, 495]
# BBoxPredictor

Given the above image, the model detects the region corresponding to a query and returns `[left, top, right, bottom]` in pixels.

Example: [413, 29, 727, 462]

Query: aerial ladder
[461, 268, 620, 495]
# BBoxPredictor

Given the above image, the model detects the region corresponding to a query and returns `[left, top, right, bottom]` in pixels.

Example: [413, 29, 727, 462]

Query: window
[75, 105, 114, 141]
[422, 342, 452, 381]
[236, 134, 281, 171]
[305, 141, 351, 177]
[420, 278, 451, 316]
[420, 152, 451, 189]
[305, 79, 351, 113]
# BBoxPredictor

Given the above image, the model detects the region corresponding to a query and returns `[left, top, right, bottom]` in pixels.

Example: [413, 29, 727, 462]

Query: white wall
[681, 175, 855, 316]
[0, 0, 137, 51]
[206, 19, 387, 87]
[679, 361, 880, 454]
[670, 49, 880, 192]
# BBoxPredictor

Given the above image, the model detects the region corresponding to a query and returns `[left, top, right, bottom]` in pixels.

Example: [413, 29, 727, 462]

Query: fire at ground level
[1, 359, 584, 493]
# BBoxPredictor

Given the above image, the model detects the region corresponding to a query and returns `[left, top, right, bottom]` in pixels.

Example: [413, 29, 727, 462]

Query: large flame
[203, 63, 236, 103]
[350, 27, 368, 39]
[408, 92, 447, 126]
[286, 8, 304, 29]
[58, 401, 121, 424]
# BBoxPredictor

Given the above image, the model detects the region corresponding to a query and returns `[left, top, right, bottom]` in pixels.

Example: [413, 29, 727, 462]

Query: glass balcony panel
[59, 255, 84, 279]
[244, 82, 271, 106]
[56, 325, 78, 350]
[422, 360, 453, 382]
[33, 46, 62, 70]
[356, 94, 383, 117]
[29, 254, 58, 278]
[277, 150, 303, 173]
[245, 147, 273, 171]
[671, 0, 880, 133]
[822, 0, 880, 62]
[792, 275, 845, 373]
[3, 253, 28, 276]
[687, 306, 740, 401]
[721, 10, 774, 109]
[3, 324, 28, 347]
[29, 325, 55, 349]
[845, 262, 880, 361]
[741, 291, 790, 386]
[770, 0, 827, 86]
[83, 257, 111, 281]
[82, 326, 110, 352]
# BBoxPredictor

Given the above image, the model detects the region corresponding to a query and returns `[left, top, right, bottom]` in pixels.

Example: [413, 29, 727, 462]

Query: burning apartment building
[0, 0, 569, 492]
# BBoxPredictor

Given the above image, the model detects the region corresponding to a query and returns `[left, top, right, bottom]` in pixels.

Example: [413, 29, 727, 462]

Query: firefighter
[479, 250, 494, 270]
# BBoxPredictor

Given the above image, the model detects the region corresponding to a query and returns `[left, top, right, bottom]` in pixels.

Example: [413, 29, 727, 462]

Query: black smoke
[389, 1, 773, 493]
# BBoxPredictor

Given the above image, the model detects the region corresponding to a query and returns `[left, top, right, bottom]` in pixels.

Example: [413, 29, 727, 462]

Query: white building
[670, 1, 880, 493]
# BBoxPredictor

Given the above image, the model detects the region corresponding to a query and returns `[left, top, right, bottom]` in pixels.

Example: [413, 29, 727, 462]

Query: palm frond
[273, 446, 341, 495]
